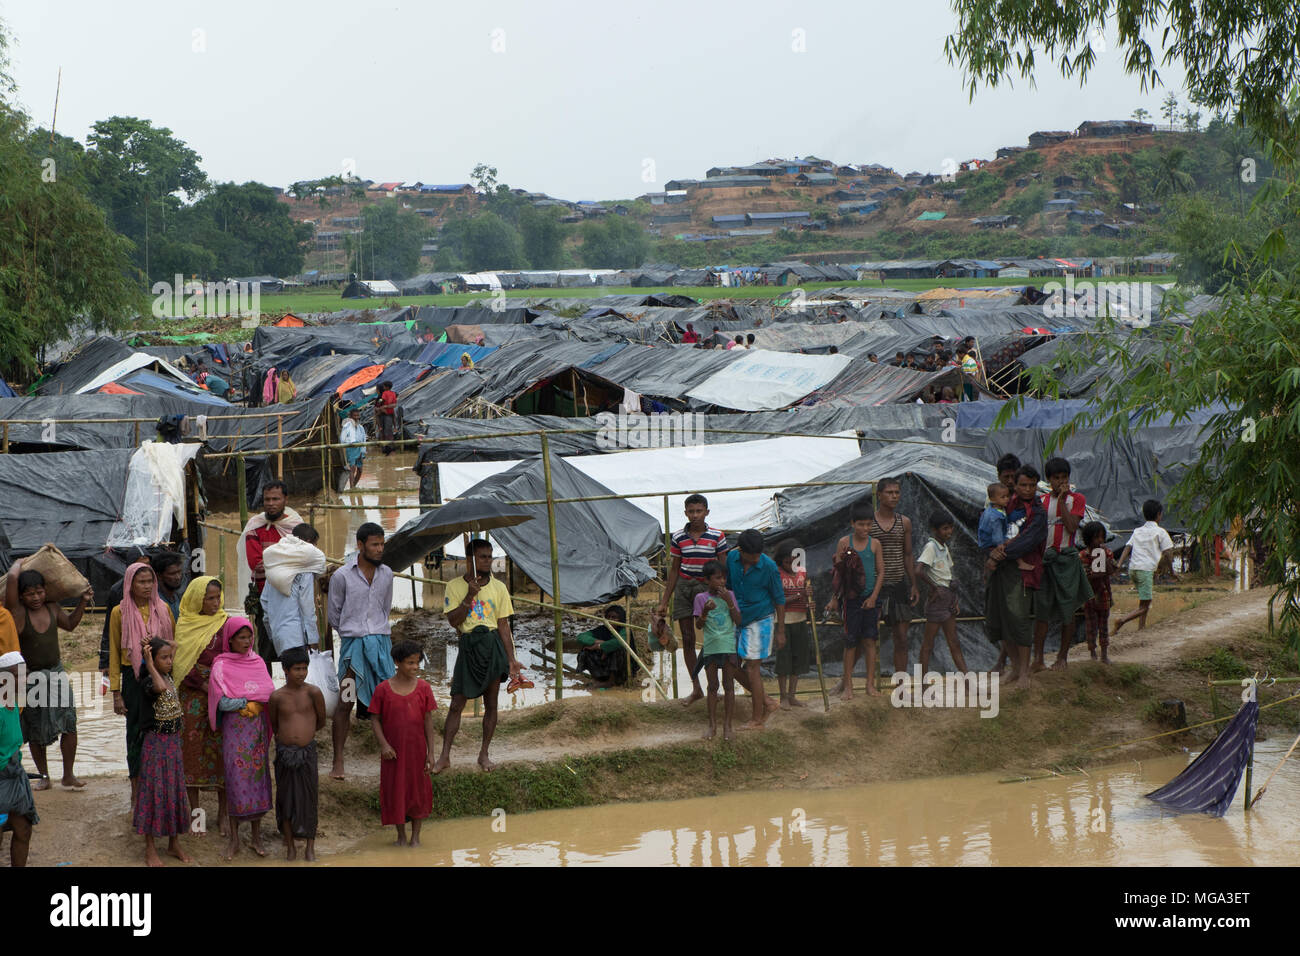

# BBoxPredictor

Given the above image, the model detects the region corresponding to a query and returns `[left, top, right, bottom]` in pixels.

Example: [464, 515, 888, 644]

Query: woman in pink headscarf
[262, 367, 278, 405]
[208, 616, 274, 860]
[108, 562, 175, 801]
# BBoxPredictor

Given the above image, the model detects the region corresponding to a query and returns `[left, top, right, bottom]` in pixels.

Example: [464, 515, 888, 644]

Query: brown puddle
[326, 744, 1300, 866]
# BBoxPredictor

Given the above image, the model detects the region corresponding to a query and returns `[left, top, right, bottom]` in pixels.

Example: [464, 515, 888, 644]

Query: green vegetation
[0, 28, 141, 376]
[347, 200, 426, 279]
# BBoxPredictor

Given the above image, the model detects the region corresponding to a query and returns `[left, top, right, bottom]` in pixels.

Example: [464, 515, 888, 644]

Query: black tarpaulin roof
[0, 449, 134, 557]
[36, 336, 138, 395]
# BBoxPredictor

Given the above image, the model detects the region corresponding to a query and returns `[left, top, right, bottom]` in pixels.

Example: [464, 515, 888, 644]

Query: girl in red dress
[369, 640, 437, 847]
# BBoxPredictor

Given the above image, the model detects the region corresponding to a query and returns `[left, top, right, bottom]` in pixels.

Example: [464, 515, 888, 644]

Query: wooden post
[133, 420, 140, 447]
[1244, 743, 1255, 812]
[540, 432, 565, 700]
[218, 525, 226, 589]
[808, 593, 830, 713]
[237, 453, 249, 528]
[276, 414, 284, 479]
[664, 494, 677, 699]
[319, 420, 329, 500]
[1, 422, 7, 454]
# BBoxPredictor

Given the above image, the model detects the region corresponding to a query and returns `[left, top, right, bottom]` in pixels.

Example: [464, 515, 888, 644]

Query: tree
[1160, 93, 1181, 130]
[83, 116, 207, 280]
[519, 204, 566, 268]
[1182, 109, 1203, 132]
[470, 163, 498, 195]
[458, 212, 525, 270]
[1152, 148, 1195, 197]
[1132, 107, 1151, 124]
[349, 201, 426, 279]
[949, 0, 1300, 651]
[946, 0, 1300, 160]
[177, 181, 313, 277]
[0, 25, 139, 377]
[579, 216, 650, 268]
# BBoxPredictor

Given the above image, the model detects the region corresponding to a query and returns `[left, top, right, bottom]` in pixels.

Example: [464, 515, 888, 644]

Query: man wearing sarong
[238, 480, 303, 672]
[1032, 457, 1094, 671]
[434, 538, 522, 773]
[4, 561, 93, 790]
[984, 466, 1047, 689]
[0, 650, 38, 867]
[327, 523, 394, 779]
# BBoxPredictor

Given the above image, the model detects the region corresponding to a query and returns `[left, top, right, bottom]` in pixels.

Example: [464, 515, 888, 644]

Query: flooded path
[331, 743, 1300, 867]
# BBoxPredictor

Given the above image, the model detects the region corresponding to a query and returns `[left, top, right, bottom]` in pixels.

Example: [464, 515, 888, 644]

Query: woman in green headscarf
[174, 576, 229, 836]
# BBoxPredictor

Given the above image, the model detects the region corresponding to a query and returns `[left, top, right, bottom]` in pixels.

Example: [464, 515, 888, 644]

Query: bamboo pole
[540, 432, 564, 701]
[664, 494, 677, 699]
[1, 422, 6, 453]
[276, 414, 284, 478]
[808, 593, 830, 713]
[237, 454, 249, 528]
[133, 421, 140, 447]
[319, 421, 328, 499]
[1244, 746, 1254, 811]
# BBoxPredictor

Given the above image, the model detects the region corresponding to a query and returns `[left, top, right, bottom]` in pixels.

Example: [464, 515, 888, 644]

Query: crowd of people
[0, 447, 1178, 867]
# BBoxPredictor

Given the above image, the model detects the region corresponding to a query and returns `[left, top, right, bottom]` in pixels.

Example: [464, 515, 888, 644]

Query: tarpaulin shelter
[0, 445, 203, 602]
[437, 431, 864, 538]
[447, 451, 661, 604]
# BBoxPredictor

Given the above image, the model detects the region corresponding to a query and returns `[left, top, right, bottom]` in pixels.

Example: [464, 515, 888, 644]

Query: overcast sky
[3, 0, 1188, 200]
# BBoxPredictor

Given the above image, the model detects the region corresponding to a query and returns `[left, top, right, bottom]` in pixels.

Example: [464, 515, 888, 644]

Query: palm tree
[1153, 148, 1195, 197]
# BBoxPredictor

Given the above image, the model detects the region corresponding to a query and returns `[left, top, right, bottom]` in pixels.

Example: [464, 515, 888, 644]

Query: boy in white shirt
[917, 511, 967, 673]
[1112, 499, 1175, 635]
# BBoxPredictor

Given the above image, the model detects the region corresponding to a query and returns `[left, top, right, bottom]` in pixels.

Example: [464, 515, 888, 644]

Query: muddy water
[332, 743, 1300, 867]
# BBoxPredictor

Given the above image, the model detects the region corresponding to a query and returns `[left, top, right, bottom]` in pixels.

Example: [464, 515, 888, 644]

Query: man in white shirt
[1112, 499, 1175, 635]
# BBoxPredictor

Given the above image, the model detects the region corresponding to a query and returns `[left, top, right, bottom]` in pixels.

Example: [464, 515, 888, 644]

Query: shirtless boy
[268, 646, 326, 861]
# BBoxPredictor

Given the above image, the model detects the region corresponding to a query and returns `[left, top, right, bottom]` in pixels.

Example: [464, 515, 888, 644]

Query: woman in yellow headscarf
[173, 576, 229, 836]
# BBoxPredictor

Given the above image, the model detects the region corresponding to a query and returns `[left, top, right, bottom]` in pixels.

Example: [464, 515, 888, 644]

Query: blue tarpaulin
[116, 369, 233, 406]
[0, 377, 16, 399]
[411, 342, 497, 368]
[1146, 700, 1258, 816]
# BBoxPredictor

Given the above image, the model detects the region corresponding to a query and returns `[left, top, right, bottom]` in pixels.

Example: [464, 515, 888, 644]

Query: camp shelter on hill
[436, 432, 861, 556]
[685, 350, 853, 411]
[0, 445, 203, 601]
[415, 451, 661, 605]
[805, 361, 994, 407]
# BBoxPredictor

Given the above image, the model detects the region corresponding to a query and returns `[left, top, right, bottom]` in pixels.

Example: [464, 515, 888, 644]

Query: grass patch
[1184, 647, 1250, 680]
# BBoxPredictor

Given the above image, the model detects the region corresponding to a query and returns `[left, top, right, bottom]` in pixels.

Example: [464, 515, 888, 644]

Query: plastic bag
[307, 648, 340, 717]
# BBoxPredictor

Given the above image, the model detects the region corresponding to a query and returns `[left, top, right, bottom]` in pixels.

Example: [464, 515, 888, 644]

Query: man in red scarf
[240, 481, 303, 670]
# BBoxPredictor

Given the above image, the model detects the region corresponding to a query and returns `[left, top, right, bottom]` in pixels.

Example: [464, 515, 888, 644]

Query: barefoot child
[775, 542, 811, 708]
[1113, 500, 1174, 636]
[134, 638, 193, 867]
[269, 645, 326, 861]
[917, 511, 968, 674]
[208, 616, 274, 861]
[369, 640, 437, 847]
[833, 503, 884, 700]
[4, 563, 93, 791]
[1033, 457, 1093, 670]
[692, 561, 741, 740]
[726, 530, 785, 729]
[1079, 522, 1117, 662]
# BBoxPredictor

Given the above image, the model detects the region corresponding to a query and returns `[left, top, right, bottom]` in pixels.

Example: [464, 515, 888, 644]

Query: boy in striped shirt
[657, 494, 729, 706]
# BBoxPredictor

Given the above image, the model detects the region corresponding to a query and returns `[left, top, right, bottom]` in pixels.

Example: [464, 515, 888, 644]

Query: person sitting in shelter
[575, 605, 631, 688]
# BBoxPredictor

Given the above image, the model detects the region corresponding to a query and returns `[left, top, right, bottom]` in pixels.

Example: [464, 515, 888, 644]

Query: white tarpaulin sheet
[685, 350, 853, 411]
[436, 431, 862, 556]
[107, 442, 201, 547]
[75, 353, 196, 395]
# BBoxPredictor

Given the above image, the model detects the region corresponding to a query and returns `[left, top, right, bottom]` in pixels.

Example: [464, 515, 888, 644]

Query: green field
[147, 274, 1176, 323]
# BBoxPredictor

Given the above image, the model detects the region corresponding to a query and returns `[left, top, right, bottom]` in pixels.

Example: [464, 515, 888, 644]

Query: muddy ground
[8, 579, 1294, 867]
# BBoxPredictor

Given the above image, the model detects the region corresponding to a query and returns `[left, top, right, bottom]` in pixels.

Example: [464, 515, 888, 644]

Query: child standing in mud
[1079, 522, 1117, 663]
[369, 640, 437, 848]
[269, 645, 327, 861]
[693, 562, 741, 740]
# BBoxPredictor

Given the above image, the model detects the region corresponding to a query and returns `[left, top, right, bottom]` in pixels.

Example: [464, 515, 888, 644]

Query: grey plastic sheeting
[0, 448, 134, 557]
[420, 451, 661, 605]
